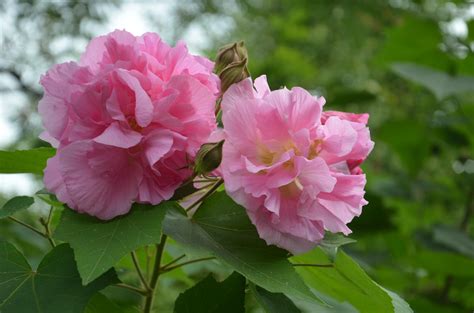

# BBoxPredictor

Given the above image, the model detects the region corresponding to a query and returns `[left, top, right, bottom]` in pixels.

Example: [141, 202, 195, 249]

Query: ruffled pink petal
[93, 122, 142, 148]
[43, 154, 75, 206]
[248, 208, 320, 254]
[116, 69, 153, 127]
[58, 141, 142, 219]
[143, 130, 174, 166]
[321, 116, 358, 158]
[296, 156, 337, 194]
[254, 75, 271, 98]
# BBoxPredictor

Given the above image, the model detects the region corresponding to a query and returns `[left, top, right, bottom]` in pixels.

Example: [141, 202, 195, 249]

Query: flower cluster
[220, 76, 374, 253]
[40, 30, 219, 219]
[39, 30, 373, 254]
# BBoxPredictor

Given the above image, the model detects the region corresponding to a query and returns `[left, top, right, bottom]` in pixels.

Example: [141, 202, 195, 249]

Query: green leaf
[84, 293, 139, 313]
[320, 232, 356, 261]
[291, 248, 412, 313]
[162, 191, 319, 304]
[0, 148, 56, 174]
[391, 63, 474, 101]
[54, 202, 171, 284]
[0, 242, 118, 313]
[250, 283, 301, 313]
[174, 272, 246, 313]
[382, 287, 414, 313]
[0, 196, 34, 218]
[432, 225, 474, 259]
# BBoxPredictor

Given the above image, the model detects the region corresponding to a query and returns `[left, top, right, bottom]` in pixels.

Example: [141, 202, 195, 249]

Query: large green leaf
[54, 202, 172, 284]
[291, 248, 412, 313]
[250, 283, 301, 313]
[174, 272, 246, 313]
[0, 148, 55, 174]
[162, 191, 319, 304]
[84, 293, 139, 313]
[391, 63, 474, 101]
[0, 196, 34, 218]
[0, 242, 117, 313]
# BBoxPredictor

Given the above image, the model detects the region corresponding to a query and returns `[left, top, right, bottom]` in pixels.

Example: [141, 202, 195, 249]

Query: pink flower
[220, 76, 374, 254]
[40, 30, 219, 219]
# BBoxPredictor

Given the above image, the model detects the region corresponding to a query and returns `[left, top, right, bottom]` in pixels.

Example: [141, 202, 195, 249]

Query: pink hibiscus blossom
[220, 75, 374, 254]
[39, 30, 219, 219]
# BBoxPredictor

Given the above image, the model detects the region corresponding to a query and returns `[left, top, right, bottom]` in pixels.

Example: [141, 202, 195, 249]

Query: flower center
[127, 116, 143, 132]
[279, 178, 304, 198]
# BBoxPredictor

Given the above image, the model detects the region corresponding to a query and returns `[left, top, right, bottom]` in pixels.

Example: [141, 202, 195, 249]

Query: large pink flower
[39, 30, 219, 219]
[220, 76, 374, 254]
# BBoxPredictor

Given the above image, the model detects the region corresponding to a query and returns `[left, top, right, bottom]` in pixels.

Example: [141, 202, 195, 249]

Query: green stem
[115, 283, 148, 296]
[41, 206, 56, 247]
[186, 179, 224, 212]
[131, 251, 151, 291]
[161, 254, 186, 270]
[144, 235, 167, 313]
[161, 257, 216, 273]
[8, 216, 47, 238]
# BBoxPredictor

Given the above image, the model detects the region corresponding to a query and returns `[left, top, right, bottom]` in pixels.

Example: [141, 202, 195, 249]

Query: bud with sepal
[215, 41, 250, 94]
[194, 140, 224, 175]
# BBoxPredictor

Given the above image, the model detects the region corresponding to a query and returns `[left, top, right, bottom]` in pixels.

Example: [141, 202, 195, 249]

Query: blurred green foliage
[1, 0, 474, 312]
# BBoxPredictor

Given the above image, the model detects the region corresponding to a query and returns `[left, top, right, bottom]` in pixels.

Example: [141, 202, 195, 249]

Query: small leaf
[0, 242, 118, 313]
[0, 148, 56, 174]
[320, 232, 356, 261]
[391, 62, 474, 101]
[250, 283, 301, 313]
[0, 196, 34, 218]
[163, 191, 320, 304]
[54, 202, 172, 284]
[174, 272, 246, 313]
[432, 225, 474, 259]
[291, 248, 413, 313]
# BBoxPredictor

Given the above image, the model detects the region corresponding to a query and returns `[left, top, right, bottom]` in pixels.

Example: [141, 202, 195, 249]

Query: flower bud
[194, 140, 224, 175]
[219, 58, 250, 94]
[215, 41, 248, 74]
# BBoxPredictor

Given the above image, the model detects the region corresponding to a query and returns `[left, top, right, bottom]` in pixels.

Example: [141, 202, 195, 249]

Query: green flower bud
[219, 58, 250, 94]
[215, 41, 248, 74]
[194, 140, 224, 175]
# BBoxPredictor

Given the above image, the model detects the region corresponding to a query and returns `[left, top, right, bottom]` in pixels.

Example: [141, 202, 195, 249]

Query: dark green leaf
[0, 242, 118, 313]
[250, 283, 301, 313]
[0, 148, 56, 174]
[54, 202, 171, 284]
[174, 272, 246, 313]
[163, 191, 319, 304]
[0, 196, 34, 218]
[291, 248, 412, 313]
[391, 63, 474, 101]
[84, 293, 139, 313]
